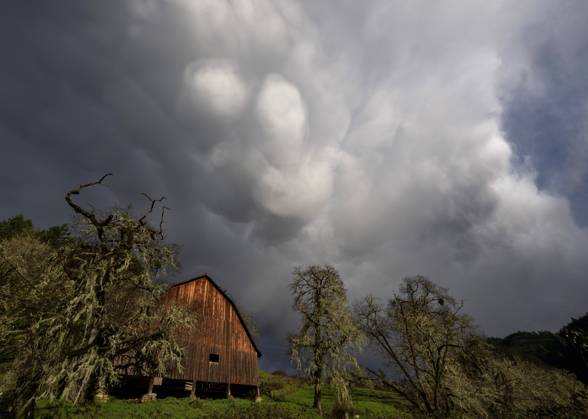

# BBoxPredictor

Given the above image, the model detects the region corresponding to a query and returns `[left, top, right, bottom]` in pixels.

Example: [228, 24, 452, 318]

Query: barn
[119, 274, 262, 399]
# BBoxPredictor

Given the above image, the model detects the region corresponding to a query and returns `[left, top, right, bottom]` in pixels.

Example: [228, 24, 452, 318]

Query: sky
[2, 0, 588, 371]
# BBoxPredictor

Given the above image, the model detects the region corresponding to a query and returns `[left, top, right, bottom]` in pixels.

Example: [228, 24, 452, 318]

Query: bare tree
[289, 265, 364, 417]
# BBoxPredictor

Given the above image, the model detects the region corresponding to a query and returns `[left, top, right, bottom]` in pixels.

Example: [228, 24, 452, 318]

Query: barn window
[209, 353, 220, 363]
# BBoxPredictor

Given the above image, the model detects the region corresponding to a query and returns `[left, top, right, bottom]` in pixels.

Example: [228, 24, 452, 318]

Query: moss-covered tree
[0, 174, 192, 416]
[289, 265, 364, 416]
[355, 276, 588, 418]
[355, 276, 473, 417]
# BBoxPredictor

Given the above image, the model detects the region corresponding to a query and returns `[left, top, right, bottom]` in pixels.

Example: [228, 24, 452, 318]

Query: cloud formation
[184, 60, 248, 117]
[2, 0, 588, 370]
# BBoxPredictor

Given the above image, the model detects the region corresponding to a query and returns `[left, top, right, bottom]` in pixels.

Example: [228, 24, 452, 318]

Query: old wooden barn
[161, 274, 262, 397]
[118, 274, 262, 399]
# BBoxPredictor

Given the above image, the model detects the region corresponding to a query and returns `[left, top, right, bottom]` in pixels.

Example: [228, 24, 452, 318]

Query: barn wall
[162, 278, 259, 386]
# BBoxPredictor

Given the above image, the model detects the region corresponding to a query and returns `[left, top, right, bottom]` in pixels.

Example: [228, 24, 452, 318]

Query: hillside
[35, 371, 409, 418]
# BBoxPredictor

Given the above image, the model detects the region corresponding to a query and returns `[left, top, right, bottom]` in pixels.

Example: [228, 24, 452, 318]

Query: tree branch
[365, 367, 419, 409]
[65, 173, 113, 242]
[139, 193, 168, 239]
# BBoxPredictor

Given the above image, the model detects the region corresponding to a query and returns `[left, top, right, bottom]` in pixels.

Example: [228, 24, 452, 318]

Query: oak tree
[289, 265, 364, 416]
[355, 276, 588, 418]
[0, 175, 192, 415]
[355, 276, 476, 417]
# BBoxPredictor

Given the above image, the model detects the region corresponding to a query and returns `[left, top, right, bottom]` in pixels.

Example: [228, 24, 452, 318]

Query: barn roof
[170, 274, 262, 357]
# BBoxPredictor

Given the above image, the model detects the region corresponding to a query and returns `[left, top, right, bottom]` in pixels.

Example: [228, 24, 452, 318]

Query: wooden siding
[162, 277, 260, 386]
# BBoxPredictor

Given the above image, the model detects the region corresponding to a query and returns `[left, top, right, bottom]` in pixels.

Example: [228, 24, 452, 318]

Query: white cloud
[158, 0, 588, 338]
[170, 2, 588, 335]
[254, 151, 335, 219]
[183, 60, 247, 117]
[256, 74, 307, 167]
[177, 0, 290, 54]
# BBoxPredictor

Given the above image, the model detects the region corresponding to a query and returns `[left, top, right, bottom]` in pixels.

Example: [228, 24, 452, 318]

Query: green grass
[259, 370, 408, 417]
[35, 372, 410, 418]
[282, 382, 407, 418]
[36, 398, 315, 419]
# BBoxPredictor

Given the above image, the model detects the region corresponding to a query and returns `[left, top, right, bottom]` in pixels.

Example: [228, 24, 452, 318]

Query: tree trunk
[92, 373, 109, 403]
[313, 288, 323, 416]
[147, 376, 154, 394]
[313, 379, 323, 416]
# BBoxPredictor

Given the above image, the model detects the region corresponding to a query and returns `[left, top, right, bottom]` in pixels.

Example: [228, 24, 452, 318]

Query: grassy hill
[35, 371, 409, 418]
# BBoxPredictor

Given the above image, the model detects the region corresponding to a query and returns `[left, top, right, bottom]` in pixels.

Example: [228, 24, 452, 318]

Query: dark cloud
[499, 0, 588, 224]
[2, 0, 588, 370]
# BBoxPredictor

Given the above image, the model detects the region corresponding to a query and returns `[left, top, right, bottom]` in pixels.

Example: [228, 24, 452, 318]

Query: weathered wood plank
[160, 275, 260, 386]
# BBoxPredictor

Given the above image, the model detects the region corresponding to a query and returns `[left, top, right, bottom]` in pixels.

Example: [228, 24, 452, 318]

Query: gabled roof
[170, 274, 262, 357]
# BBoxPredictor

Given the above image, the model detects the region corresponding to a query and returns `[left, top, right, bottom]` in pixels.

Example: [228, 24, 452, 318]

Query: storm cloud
[2, 0, 588, 370]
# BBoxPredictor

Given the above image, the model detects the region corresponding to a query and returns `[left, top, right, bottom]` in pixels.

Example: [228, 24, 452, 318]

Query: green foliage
[356, 276, 588, 418]
[490, 325, 588, 387]
[493, 357, 588, 418]
[0, 235, 69, 415]
[489, 331, 566, 363]
[37, 224, 70, 247]
[289, 265, 365, 416]
[447, 337, 588, 418]
[0, 214, 33, 240]
[0, 177, 192, 415]
[355, 276, 474, 417]
[560, 313, 588, 384]
[0, 214, 69, 247]
[331, 375, 353, 418]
